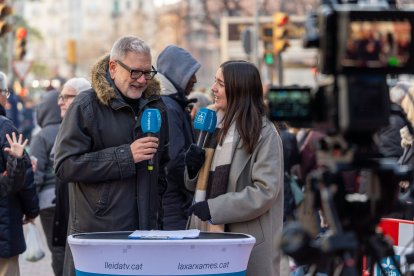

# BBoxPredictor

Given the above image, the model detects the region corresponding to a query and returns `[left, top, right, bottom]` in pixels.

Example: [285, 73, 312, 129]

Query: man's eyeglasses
[58, 94, 76, 103]
[115, 60, 157, 80]
[0, 89, 10, 99]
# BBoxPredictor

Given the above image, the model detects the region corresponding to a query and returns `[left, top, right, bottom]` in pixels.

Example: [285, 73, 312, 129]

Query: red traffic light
[15, 28, 27, 60]
[273, 12, 289, 27]
[16, 27, 27, 39]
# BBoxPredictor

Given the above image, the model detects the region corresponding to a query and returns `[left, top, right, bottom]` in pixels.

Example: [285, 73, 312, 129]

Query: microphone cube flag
[141, 108, 161, 134]
[194, 108, 217, 133]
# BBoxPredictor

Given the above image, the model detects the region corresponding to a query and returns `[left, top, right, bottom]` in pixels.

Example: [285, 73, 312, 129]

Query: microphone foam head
[194, 108, 217, 133]
[141, 108, 161, 133]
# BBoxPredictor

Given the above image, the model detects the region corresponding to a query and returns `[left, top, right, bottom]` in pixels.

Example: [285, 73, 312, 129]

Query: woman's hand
[4, 132, 28, 159]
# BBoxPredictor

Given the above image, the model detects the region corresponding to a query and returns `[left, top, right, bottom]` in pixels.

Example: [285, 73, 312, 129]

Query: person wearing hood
[30, 89, 64, 275]
[156, 45, 201, 230]
[54, 36, 169, 276]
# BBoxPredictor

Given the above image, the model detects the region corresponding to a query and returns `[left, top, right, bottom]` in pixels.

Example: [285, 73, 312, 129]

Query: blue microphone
[193, 108, 217, 148]
[141, 108, 162, 172]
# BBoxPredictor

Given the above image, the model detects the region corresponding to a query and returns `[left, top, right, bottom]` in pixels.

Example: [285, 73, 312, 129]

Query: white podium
[68, 231, 255, 276]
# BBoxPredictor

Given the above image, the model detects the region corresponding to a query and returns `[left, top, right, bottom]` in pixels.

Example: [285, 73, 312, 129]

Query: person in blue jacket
[156, 45, 201, 230]
[0, 71, 39, 275]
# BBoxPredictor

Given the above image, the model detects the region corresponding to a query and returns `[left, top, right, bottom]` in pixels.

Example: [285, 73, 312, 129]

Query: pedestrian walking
[30, 89, 64, 276]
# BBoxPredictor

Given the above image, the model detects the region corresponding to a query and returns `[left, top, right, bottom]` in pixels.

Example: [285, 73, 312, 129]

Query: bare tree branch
[201, 0, 220, 36]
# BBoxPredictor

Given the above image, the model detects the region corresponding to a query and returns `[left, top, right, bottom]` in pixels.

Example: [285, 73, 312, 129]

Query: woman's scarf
[190, 110, 237, 232]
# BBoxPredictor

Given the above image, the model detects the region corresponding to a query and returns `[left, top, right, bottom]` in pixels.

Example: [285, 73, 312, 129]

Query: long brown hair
[218, 60, 265, 154]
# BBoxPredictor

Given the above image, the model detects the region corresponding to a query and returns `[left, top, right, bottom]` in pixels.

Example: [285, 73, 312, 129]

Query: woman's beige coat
[186, 118, 284, 276]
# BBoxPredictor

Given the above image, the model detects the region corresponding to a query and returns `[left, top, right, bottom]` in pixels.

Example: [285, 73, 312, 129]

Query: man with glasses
[54, 36, 169, 276]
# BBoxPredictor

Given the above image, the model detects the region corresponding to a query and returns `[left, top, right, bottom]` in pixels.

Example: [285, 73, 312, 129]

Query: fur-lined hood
[90, 54, 161, 106]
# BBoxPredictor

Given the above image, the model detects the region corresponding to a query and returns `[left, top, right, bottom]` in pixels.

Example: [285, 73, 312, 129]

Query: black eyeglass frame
[115, 60, 157, 80]
[58, 94, 77, 102]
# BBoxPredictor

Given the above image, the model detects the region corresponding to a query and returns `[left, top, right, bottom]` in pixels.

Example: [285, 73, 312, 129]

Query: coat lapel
[228, 118, 269, 192]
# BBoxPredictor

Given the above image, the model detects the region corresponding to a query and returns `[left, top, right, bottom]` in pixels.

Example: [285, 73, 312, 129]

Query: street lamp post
[253, 0, 260, 67]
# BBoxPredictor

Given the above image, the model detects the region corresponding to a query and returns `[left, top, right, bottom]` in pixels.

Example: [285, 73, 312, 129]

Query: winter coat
[54, 55, 169, 234]
[0, 115, 39, 258]
[0, 153, 28, 197]
[50, 140, 69, 247]
[374, 113, 405, 159]
[156, 45, 201, 230]
[52, 175, 68, 246]
[30, 90, 62, 210]
[186, 118, 284, 276]
[279, 127, 301, 221]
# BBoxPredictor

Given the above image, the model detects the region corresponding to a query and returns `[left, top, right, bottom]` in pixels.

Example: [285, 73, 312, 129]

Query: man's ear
[108, 60, 117, 79]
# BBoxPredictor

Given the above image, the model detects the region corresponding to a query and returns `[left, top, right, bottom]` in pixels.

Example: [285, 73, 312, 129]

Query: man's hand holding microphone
[131, 109, 161, 171]
[130, 137, 159, 163]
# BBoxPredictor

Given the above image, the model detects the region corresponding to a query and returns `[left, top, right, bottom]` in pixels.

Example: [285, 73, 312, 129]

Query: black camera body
[274, 2, 414, 274]
[269, 4, 414, 142]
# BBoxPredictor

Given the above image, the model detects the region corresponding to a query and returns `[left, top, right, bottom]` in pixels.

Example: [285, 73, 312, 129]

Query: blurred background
[0, 0, 413, 140]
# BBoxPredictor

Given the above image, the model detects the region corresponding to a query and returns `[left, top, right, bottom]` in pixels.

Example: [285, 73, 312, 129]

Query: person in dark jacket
[396, 83, 414, 213]
[277, 122, 301, 222]
[0, 71, 39, 275]
[156, 45, 201, 230]
[30, 90, 63, 275]
[54, 36, 169, 276]
[374, 81, 409, 159]
[51, 78, 91, 252]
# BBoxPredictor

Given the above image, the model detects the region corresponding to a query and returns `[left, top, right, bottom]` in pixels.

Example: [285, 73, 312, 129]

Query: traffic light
[0, 1, 12, 37]
[15, 27, 27, 60]
[261, 23, 273, 42]
[263, 51, 274, 65]
[67, 39, 77, 65]
[272, 12, 290, 54]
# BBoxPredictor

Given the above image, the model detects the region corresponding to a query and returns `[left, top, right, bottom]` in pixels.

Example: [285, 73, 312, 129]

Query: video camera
[269, 3, 414, 142]
[271, 1, 414, 275]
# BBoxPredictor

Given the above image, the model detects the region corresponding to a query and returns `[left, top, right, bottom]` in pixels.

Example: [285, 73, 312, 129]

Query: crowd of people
[1, 34, 414, 276]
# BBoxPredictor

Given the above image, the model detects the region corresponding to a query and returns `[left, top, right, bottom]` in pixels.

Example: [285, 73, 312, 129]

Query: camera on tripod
[269, 4, 414, 142]
[269, 1, 414, 275]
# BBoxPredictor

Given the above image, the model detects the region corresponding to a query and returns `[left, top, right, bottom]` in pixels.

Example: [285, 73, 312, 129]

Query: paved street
[19, 217, 54, 276]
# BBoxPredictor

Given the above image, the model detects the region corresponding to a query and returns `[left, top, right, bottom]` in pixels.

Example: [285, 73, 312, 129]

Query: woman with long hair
[185, 60, 284, 275]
